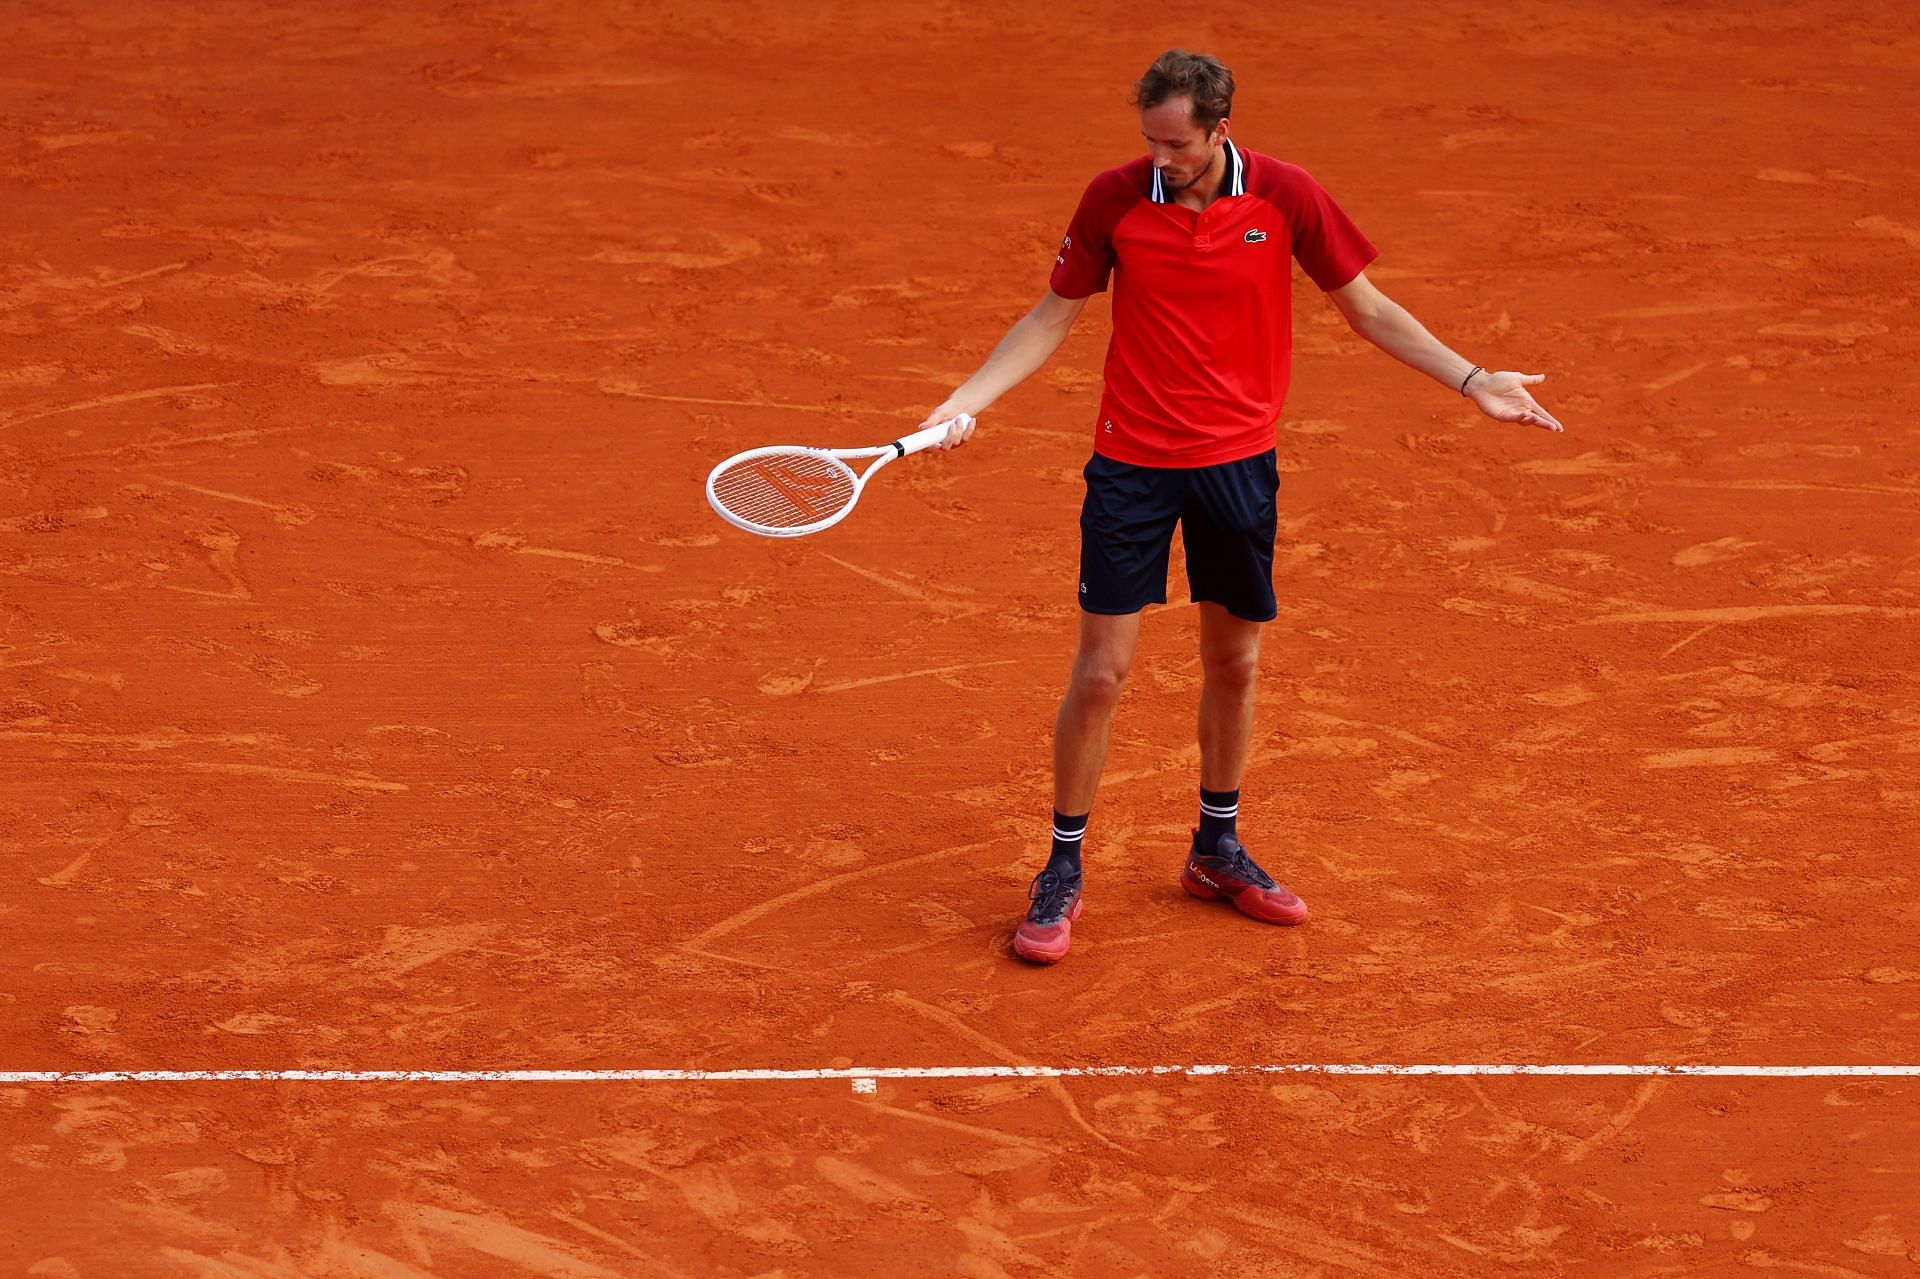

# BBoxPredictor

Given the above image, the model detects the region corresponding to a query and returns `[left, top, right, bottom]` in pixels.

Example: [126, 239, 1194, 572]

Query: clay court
[4, 0, 1918, 1273]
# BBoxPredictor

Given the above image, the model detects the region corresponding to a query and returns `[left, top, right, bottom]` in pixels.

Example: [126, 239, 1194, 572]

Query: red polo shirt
[1049, 141, 1377, 467]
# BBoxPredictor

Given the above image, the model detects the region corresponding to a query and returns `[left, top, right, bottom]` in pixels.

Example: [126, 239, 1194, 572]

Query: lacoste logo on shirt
[1244, 228, 1269, 243]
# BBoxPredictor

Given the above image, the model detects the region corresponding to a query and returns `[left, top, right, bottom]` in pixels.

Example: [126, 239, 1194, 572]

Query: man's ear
[1210, 118, 1231, 146]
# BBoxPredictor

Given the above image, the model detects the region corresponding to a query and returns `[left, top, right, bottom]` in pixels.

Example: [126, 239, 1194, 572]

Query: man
[920, 50, 1563, 965]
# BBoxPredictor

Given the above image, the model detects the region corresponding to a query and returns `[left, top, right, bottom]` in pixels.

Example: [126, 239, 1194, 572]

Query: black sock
[1047, 810, 1087, 879]
[1198, 787, 1239, 851]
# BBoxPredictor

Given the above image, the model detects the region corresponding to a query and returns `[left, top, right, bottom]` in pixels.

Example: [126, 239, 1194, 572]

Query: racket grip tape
[894, 415, 973, 457]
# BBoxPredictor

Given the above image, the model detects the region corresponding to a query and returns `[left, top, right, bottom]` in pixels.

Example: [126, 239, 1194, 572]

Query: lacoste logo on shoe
[1244, 228, 1268, 243]
[1189, 863, 1220, 888]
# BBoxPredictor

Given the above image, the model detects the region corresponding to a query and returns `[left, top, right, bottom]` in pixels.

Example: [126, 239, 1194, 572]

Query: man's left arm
[1327, 272, 1564, 433]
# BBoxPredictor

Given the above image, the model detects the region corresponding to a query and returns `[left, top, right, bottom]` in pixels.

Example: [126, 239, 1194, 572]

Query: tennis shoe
[1181, 830, 1308, 925]
[1012, 868, 1084, 964]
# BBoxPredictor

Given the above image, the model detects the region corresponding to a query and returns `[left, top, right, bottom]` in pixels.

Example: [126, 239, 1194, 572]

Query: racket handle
[893, 415, 973, 458]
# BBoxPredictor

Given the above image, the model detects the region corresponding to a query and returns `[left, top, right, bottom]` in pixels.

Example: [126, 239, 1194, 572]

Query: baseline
[5, 1063, 1916, 1085]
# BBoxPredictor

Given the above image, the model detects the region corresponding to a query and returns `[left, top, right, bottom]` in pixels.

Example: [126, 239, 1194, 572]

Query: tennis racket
[705, 415, 973, 538]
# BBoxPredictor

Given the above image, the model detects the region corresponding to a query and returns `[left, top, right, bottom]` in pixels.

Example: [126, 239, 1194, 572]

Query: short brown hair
[1131, 50, 1235, 131]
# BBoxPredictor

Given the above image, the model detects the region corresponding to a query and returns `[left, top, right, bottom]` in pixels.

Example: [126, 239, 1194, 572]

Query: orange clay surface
[4, 1, 1919, 1275]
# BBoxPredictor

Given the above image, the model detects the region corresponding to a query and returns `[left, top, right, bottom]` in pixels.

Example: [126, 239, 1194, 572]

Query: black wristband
[1459, 365, 1484, 396]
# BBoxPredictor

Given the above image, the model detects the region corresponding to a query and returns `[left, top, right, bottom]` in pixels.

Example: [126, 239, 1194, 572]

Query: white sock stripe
[1199, 802, 1238, 818]
[1051, 827, 1086, 842]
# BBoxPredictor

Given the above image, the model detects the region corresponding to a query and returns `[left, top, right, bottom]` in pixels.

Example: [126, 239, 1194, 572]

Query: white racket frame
[705, 415, 972, 538]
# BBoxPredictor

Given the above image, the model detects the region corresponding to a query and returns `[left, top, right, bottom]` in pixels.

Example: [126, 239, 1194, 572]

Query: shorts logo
[1244, 228, 1269, 243]
[1079, 581, 1088, 594]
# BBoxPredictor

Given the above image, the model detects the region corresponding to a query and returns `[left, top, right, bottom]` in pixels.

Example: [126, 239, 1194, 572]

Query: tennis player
[921, 50, 1563, 964]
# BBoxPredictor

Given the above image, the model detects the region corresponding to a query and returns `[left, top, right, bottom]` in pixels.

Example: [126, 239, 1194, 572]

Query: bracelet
[1459, 365, 1484, 396]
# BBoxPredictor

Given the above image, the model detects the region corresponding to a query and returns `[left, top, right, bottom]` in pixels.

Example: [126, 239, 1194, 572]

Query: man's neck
[1173, 141, 1230, 211]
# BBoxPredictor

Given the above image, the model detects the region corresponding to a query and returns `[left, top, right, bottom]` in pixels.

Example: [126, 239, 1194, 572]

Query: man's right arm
[919, 289, 1089, 449]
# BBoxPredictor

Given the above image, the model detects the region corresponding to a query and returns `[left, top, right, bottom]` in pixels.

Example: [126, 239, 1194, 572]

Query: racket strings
[711, 451, 857, 530]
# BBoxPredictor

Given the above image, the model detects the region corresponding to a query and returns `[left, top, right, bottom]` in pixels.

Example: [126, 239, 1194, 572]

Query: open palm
[1468, 371, 1563, 433]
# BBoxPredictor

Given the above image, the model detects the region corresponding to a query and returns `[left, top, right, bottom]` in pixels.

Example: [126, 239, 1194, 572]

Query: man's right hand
[919, 402, 979, 450]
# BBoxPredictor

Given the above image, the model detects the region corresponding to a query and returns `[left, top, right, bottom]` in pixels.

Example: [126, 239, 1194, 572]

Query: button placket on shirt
[1194, 202, 1227, 249]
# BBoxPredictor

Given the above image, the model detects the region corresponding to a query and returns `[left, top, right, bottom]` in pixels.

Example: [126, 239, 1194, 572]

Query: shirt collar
[1150, 137, 1246, 204]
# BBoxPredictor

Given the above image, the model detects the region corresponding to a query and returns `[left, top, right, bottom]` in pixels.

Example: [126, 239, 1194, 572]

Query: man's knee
[1069, 648, 1132, 707]
[1200, 637, 1261, 692]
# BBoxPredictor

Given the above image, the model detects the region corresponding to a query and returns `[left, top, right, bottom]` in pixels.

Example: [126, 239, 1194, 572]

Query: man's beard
[1163, 144, 1217, 190]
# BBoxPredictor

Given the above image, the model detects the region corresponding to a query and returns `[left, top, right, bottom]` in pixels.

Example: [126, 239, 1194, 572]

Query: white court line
[3, 1064, 1916, 1084]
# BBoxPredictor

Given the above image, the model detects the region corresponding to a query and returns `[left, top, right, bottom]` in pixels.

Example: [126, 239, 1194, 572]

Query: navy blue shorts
[1078, 450, 1280, 623]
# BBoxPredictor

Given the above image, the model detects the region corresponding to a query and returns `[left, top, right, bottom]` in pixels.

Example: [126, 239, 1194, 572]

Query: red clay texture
[2, 1, 1918, 1275]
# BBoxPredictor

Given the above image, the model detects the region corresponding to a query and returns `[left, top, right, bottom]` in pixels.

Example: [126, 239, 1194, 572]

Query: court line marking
[4, 1064, 1915, 1084]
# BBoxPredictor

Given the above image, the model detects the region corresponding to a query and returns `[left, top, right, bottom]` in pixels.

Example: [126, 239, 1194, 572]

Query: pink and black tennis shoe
[1012, 868, 1084, 964]
[1181, 829, 1308, 925]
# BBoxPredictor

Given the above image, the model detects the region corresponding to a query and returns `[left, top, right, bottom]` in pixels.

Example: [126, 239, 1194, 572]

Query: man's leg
[1015, 453, 1173, 964]
[1178, 453, 1307, 924]
[1013, 610, 1142, 964]
[1054, 609, 1144, 815]
[1195, 601, 1263, 793]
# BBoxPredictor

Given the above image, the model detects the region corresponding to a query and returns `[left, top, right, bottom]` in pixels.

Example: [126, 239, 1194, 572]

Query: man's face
[1140, 95, 1227, 192]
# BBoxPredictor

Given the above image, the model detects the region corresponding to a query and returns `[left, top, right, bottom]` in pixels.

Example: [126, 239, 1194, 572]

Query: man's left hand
[1468, 371, 1564, 433]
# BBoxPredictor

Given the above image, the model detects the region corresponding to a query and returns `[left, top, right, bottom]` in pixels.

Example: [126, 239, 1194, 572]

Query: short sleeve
[1048, 172, 1134, 298]
[1279, 166, 1378, 292]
